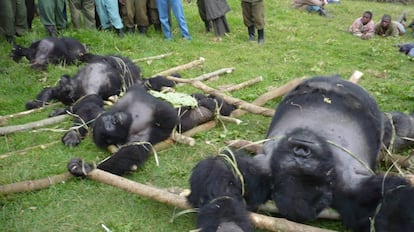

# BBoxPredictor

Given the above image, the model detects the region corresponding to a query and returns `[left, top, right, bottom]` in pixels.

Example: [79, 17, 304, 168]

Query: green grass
[1, 1, 413, 231]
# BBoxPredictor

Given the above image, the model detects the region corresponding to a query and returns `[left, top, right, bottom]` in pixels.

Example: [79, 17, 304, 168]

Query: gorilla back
[262, 76, 383, 221]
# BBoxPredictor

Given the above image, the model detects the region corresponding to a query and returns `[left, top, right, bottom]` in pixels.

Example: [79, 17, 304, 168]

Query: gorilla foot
[67, 158, 94, 177]
[62, 130, 82, 147]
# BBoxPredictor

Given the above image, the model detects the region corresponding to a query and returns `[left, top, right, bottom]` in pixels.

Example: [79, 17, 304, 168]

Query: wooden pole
[152, 57, 205, 77]
[133, 52, 173, 63]
[0, 115, 69, 136]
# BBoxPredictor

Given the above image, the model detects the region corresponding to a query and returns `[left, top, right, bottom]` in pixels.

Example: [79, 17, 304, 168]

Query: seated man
[375, 14, 405, 37]
[291, 0, 328, 17]
[348, 11, 375, 39]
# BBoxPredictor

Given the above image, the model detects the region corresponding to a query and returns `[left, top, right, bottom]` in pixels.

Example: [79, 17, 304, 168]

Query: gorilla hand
[62, 130, 81, 146]
[67, 158, 94, 177]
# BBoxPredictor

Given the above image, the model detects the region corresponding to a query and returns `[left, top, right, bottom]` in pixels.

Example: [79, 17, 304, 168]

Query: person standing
[0, 0, 28, 44]
[95, 0, 124, 37]
[147, 0, 162, 32]
[197, 0, 230, 41]
[241, 0, 265, 44]
[68, 0, 96, 29]
[38, 0, 67, 37]
[348, 11, 375, 40]
[120, 0, 150, 34]
[157, 0, 191, 40]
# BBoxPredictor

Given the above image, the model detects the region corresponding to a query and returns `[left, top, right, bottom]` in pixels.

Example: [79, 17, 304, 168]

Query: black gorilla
[177, 93, 236, 132]
[26, 54, 143, 109]
[10, 37, 86, 70]
[67, 84, 178, 176]
[382, 111, 414, 152]
[187, 150, 270, 232]
[258, 76, 414, 231]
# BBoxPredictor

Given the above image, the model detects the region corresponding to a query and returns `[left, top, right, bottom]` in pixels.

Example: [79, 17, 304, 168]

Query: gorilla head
[92, 111, 133, 148]
[261, 75, 414, 231]
[269, 128, 336, 221]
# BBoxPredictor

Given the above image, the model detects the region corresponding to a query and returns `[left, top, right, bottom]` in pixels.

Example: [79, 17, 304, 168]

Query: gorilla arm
[62, 94, 105, 146]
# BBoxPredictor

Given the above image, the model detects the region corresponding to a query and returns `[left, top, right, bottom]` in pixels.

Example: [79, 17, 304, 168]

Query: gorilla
[187, 149, 270, 232]
[257, 75, 414, 231]
[10, 37, 86, 70]
[177, 93, 236, 132]
[25, 54, 143, 109]
[67, 84, 179, 176]
[382, 111, 414, 152]
[397, 42, 414, 57]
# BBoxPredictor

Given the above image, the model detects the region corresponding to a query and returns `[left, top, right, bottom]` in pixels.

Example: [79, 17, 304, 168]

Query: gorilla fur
[259, 76, 414, 231]
[177, 93, 236, 132]
[382, 111, 414, 152]
[67, 84, 178, 176]
[26, 54, 143, 109]
[10, 37, 86, 70]
[187, 149, 270, 232]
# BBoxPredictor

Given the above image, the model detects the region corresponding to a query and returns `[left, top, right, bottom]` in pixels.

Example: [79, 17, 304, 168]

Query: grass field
[0, 0, 413, 231]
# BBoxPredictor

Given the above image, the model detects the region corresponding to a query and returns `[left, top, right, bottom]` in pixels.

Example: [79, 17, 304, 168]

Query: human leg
[104, 0, 123, 30]
[169, 0, 191, 39]
[156, 0, 172, 39]
[68, 0, 82, 28]
[82, 0, 96, 28]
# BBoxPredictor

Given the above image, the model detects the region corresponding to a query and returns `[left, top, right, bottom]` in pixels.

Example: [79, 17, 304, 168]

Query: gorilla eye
[293, 146, 311, 157]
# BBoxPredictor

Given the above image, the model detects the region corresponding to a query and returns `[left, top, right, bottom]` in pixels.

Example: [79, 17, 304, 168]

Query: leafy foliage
[0, 1, 413, 231]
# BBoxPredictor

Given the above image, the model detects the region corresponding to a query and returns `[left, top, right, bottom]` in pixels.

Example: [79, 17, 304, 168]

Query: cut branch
[0, 141, 60, 159]
[86, 168, 337, 232]
[0, 172, 72, 194]
[191, 67, 235, 82]
[152, 57, 205, 77]
[133, 52, 173, 63]
[0, 102, 61, 125]
[0, 115, 69, 136]
[226, 139, 263, 154]
[231, 77, 305, 118]
[218, 76, 263, 92]
[165, 76, 275, 117]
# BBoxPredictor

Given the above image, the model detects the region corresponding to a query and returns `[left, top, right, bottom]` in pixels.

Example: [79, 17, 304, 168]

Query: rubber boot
[248, 26, 255, 41]
[258, 29, 264, 44]
[116, 28, 125, 38]
[126, 27, 135, 34]
[46, 25, 58, 37]
[205, 21, 211, 33]
[137, 26, 148, 34]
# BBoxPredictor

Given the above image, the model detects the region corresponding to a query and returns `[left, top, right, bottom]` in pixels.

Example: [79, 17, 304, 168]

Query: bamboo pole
[152, 57, 205, 77]
[218, 76, 263, 92]
[0, 115, 69, 136]
[133, 52, 173, 63]
[166, 76, 275, 117]
[86, 168, 337, 232]
[0, 102, 61, 125]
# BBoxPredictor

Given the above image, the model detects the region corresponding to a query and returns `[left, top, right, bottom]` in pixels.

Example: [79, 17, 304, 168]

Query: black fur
[67, 85, 178, 176]
[196, 197, 252, 232]
[382, 111, 414, 152]
[177, 94, 236, 132]
[10, 37, 86, 70]
[26, 55, 143, 109]
[260, 76, 414, 231]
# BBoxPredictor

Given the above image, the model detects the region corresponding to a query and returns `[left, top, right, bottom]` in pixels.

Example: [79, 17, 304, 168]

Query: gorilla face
[10, 45, 24, 62]
[187, 156, 244, 208]
[270, 128, 336, 222]
[92, 111, 133, 148]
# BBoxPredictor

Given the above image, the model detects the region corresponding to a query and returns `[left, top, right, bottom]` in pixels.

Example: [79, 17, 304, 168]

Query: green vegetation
[0, 1, 413, 231]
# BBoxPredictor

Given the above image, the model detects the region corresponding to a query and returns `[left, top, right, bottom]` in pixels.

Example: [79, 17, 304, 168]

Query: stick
[86, 168, 337, 232]
[0, 114, 69, 136]
[152, 57, 205, 77]
[171, 131, 195, 146]
[348, 70, 363, 84]
[132, 52, 173, 63]
[165, 76, 275, 117]
[0, 172, 72, 194]
[231, 77, 305, 118]
[218, 76, 263, 92]
[0, 103, 61, 125]
[191, 67, 235, 82]
[225, 139, 263, 154]
[0, 141, 60, 159]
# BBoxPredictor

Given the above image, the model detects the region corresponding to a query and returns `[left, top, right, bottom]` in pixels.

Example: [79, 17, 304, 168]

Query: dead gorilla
[258, 76, 414, 231]
[67, 84, 178, 176]
[187, 150, 270, 232]
[25, 54, 143, 109]
[10, 37, 86, 70]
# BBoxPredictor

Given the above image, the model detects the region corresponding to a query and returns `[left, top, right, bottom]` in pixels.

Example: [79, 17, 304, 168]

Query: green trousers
[38, 0, 67, 29]
[0, 0, 28, 37]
